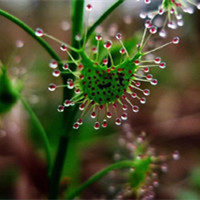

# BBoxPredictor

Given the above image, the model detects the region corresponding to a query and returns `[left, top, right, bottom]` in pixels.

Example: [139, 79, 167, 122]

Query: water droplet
[73, 123, 79, 129]
[122, 104, 127, 111]
[140, 97, 146, 104]
[158, 8, 164, 15]
[57, 105, 64, 112]
[120, 48, 125, 54]
[95, 33, 102, 41]
[35, 28, 44, 37]
[48, 83, 56, 91]
[63, 63, 69, 70]
[60, 44, 67, 51]
[197, 3, 200, 10]
[132, 105, 139, 112]
[154, 57, 161, 64]
[94, 122, 100, 130]
[77, 118, 83, 125]
[134, 59, 140, 65]
[15, 40, 24, 48]
[144, 0, 151, 4]
[131, 92, 137, 98]
[75, 89, 80, 94]
[153, 180, 159, 187]
[159, 62, 166, 69]
[150, 26, 157, 34]
[140, 11, 147, 19]
[145, 19, 152, 28]
[91, 111, 96, 118]
[49, 60, 58, 69]
[143, 89, 150, 96]
[172, 150, 180, 160]
[150, 79, 158, 85]
[146, 74, 153, 80]
[159, 29, 167, 38]
[107, 112, 112, 118]
[75, 34, 82, 41]
[121, 113, 127, 120]
[177, 19, 184, 27]
[161, 163, 168, 173]
[168, 21, 177, 29]
[104, 40, 112, 49]
[64, 100, 71, 107]
[116, 33, 122, 40]
[102, 120, 107, 128]
[52, 69, 61, 77]
[79, 104, 85, 111]
[115, 118, 121, 125]
[86, 4, 92, 11]
[60, 20, 70, 31]
[172, 36, 180, 44]
[103, 59, 108, 65]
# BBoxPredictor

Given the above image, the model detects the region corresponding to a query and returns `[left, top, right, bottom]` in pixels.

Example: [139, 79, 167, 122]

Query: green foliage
[0, 65, 18, 114]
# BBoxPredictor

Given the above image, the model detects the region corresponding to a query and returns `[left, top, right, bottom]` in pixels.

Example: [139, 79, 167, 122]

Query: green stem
[86, 0, 125, 40]
[67, 160, 135, 199]
[0, 9, 62, 64]
[19, 96, 52, 175]
[49, 0, 84, 199]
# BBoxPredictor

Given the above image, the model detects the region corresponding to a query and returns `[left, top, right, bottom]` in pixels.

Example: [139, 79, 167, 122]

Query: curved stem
[67, 160, 135, 199]
[19, 96, 52, 176]
[0, 9, 62, 64]
[49, 0, 85, 199]
[86, 0, 125, 40]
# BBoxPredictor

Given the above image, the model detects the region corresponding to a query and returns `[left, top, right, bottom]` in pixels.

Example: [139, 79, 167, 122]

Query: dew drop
[57, 105, 64, 112]
[150, 26, 157, 34]
[146, 74, 153, 80]
[143, 89, 150, 96]
[49, 60, 58, 69]
[95, 33, 102, 41]
[120, 48, 125, 54]
[153, 180, 159, 187]
[131, 92, 137, 98]
[75, 89, 80, 94]
[121, 113, 127, 121]
[73, 123, 79, 129]
[197, 3, 200, 10]
[104, 40, 112, 49]
[154, 57, 161, 64]
[150, 79, 158, 85]
[48, 83, 56, 91]
[75, 34, 82, 41]
[158, 8, 164, 15]
[91, 111, 96, 118]
[167, 21, 177, 29]
[52, 69, 61, 77]
[86, 4, 92, 11]
[60, 44, 67, 51]
[64, 100, 71, 107]
[144, 0, 151, 4]
[132, 105, 139, 112]
[177, 19, 184, 27]
[161, 163, 168, 173]
[122, 104, 127, 111]
[139, 11, 147, 19]
[77, 118, 83, 125]
[159, 62, 166, 69]
[145, 19, 152, 28]
[103, 59, 108, 65]
[16, 40, 24, 48]
[140, 97, 146, 104]
[172, 36, 180, 44]
[61, 20, 70, 31]
[79, 104, 85, 111]
[94, 122, 100, 130]
[172, 150, 180, 160]
[35, 28, 44, 37]
[63, 63, 69, 70]
[116, 33, 122, 40]
[107, 112, 112, 118]
[159, 29, 167, 38]
[102, 120, 107, 128]
[115, 118, 121, 125]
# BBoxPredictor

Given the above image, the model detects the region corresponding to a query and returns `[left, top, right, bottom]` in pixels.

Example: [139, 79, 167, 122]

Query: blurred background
[0, 0, 200, 199]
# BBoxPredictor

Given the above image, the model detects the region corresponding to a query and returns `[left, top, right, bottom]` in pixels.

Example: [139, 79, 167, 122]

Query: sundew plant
[0, 0, 200, 199]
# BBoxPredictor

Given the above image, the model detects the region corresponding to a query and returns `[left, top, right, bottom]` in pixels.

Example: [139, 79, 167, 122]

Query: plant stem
[0, 9, 62, 65]
[86, 0, 125, 40]
[49, 0, 84, 199]
[19, 96, 52, 175]
[67, 160, 135, 199]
